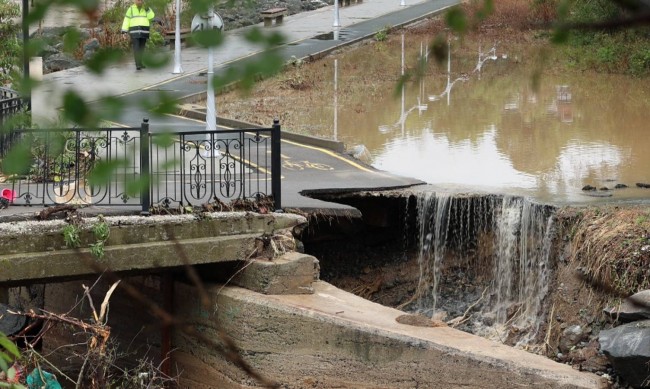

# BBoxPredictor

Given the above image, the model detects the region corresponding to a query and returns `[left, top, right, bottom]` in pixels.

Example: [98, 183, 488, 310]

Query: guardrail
[0, 87, 25, 157]
[0, 119, 282, 212]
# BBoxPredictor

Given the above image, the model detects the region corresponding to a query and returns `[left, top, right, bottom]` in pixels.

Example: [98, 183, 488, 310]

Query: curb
[176, 104, 347, 154]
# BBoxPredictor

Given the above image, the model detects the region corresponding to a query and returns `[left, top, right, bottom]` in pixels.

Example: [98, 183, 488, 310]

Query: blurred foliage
[0, 331, 25, 389]
[0, 0, 22, 87]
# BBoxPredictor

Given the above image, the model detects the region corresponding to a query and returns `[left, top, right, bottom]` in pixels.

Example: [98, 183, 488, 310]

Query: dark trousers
[131, 36, 148, 68]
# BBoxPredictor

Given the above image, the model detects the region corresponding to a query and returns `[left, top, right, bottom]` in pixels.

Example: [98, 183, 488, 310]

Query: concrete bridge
[0, 211, 607, 388]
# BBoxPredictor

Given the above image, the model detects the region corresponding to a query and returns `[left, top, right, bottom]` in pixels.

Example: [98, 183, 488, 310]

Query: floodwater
[312, 36, 650, 205]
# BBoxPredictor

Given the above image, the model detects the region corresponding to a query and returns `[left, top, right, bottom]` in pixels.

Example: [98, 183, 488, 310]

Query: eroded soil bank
[296, 190, 650, 388]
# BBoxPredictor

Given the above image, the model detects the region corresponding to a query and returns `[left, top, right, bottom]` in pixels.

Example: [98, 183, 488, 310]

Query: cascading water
[411, 191, 554, 344]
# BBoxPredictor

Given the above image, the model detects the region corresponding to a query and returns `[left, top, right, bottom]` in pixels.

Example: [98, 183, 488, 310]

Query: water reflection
[323, 36, 650, 204]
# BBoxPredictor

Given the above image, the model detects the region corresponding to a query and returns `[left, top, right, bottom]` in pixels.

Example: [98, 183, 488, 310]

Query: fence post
[140, 118, 151, 216]
[271, 118, 282, 212]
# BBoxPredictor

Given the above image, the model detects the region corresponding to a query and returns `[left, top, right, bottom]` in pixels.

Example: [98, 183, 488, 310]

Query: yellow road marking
[281, 139, 378, 174]
[114, 112, 378, 176]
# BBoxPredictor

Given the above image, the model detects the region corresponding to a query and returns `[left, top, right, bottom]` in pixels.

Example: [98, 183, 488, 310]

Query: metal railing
[0, 87, 26, 157]
[0, 119, 282, 212]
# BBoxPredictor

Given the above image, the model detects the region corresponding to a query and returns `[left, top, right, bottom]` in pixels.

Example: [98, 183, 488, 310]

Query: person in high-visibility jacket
[121, 0, 155, 70]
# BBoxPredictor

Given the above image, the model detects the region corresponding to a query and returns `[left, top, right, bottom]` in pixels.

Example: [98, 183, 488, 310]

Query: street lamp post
[333, 0, 341, 27]
[192, 10, 223, 156]
[172, 0, 183, 74]
[22, 0, 31, 110]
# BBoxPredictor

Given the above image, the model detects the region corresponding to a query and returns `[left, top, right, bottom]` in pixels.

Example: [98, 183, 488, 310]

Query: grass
[558, 206, 650, 296]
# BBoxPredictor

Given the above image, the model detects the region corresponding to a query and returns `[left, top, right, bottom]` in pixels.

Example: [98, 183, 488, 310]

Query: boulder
[44, 53, 82, 73]
[559, 324, 586, 354]
[604, 290, 650, 322]
[83, 38, 100, 52]
[599, 320, 650, 388]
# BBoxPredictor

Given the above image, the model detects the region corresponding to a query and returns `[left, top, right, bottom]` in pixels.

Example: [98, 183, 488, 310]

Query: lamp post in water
[172, 0, 183, 74]
[333, 58, 338, 141]
[191, 10, 224, 156]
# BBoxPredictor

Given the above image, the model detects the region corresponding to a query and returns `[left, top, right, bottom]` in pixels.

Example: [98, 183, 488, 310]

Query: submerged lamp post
[191, 10, 224, 155]
[172, 0, 183, 74]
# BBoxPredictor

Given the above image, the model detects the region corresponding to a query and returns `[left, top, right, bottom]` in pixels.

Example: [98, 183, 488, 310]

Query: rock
[603, 290, 650, 323]
[559, 324, 585, 353]
[396, 313, 447, 327]
[38, 44, 60, 59]
[582, 185, 596, 191]
[83, 38, 100, 52]
[567, 340, 609, 373]
[615, 183, 628, 189]
[348, 144, 372, 164]
[44, 53, 82, 73]
[599, 320, 650, 388]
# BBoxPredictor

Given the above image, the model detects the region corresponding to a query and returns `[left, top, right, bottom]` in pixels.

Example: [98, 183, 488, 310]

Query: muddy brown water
[295, 37, 650, 205]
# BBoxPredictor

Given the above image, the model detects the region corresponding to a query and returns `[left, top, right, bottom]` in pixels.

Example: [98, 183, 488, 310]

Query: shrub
[0, 0, 22, 86]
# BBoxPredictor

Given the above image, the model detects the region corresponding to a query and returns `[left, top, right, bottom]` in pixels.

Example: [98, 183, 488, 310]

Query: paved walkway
[16, 0, 460, 218]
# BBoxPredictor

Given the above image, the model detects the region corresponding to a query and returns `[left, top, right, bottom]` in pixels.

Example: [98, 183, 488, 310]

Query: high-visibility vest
[121, 4, 155, 38]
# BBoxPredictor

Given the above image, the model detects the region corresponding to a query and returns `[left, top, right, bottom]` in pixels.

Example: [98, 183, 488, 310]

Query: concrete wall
[171, 281, 608, 389]
[0, 212, 307, 285]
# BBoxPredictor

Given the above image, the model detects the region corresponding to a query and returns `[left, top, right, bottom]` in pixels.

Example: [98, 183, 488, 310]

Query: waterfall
[413, 191, 554, 343]
[414, 192, 451, 315]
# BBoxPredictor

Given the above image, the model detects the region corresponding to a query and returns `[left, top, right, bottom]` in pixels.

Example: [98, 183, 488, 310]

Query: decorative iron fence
[0, 87, 26, 157]
[0, 119, 282, 212]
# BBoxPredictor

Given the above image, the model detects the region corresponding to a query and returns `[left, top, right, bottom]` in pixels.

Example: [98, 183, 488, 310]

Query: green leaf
[140, 92, 179, 116]
[63, 28, 82, 54]
[62, 90, 96, 127]
[429, 34, 448, 65]
[244, 27, 265, 44]
[26, 2, 50, 25]
[0, 356, 8, 375]
[0, 332, 20, 361]
[152, 132, 175, 148]
[264, 31, 286, 47]
[142, 50, 170, 69]
[445, 7, 467, 34]
[85, 48, 125, 74]
[88, 159, 128, 186]
[192, 29, 225, 48]
[393, 73, 410, 98]
[1, 141, 32, 176]
[125, 173, 148, 197]
[96, 96, 125, 119]
[475, 0, 494, 21]
[26, 38, 47, 59]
